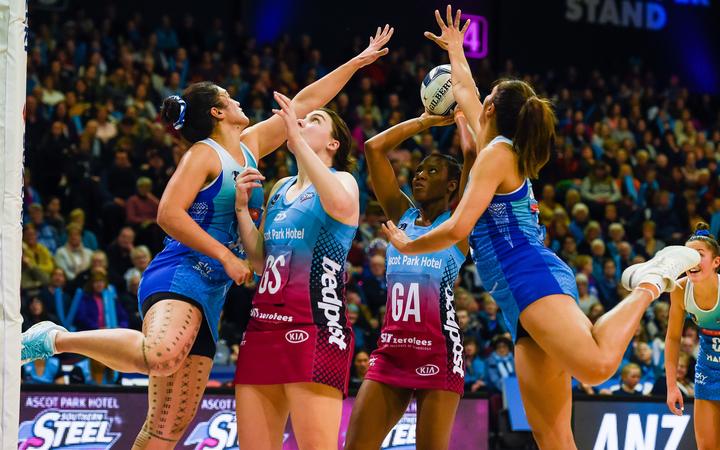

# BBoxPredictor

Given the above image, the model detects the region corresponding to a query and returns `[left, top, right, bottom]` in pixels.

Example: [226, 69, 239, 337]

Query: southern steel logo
[184, 411, 290, 449]
[18, 409, 120, 450]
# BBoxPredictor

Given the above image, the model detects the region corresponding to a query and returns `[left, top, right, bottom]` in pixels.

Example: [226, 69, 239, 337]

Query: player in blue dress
[663, 223, 720, 450]
[20, 24, 393, 449]
[383, 7, 700, 448]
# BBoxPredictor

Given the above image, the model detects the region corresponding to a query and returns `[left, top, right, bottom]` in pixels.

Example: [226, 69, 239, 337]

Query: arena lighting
[460, 13, 488, 59]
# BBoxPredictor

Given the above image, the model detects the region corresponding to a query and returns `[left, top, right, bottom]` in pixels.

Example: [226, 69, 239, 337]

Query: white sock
[638, 274, 665, 295]
[48, 329, 60, 355]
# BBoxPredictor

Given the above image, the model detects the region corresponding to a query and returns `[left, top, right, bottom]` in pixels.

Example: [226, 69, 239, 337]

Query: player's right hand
[220, 252, 253, 285]
[666, 385, 684, 416]
[234, 168, 265, 211]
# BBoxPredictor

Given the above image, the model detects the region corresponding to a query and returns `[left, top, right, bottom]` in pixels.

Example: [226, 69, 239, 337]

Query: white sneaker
[621, 246, 700, 293]
[21, 321, 67, 364]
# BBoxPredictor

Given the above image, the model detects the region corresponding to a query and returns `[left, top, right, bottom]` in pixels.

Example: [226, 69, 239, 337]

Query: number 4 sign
[460, 13, 488, 59]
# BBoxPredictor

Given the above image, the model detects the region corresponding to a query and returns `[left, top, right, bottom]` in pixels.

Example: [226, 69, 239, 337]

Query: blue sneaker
[21, 321, 67, 364]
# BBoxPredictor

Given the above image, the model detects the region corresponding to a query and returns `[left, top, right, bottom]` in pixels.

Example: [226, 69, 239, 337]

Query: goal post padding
[0, 0, 27, 448]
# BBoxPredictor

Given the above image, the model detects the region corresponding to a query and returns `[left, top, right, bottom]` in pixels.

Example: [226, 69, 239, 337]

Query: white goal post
[0, 0, 27, 448]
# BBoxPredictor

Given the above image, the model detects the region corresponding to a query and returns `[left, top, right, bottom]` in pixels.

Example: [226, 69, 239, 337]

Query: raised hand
[271, 91, 302, 153]
[234, 168, 265, 212]
[355, 24, 394, 67]
[424, 5, 471, 51]
[420, 110, 456, 127]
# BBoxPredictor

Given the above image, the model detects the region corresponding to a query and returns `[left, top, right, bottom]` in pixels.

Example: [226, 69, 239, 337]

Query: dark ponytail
[160, 82, 223, 143]
[319, 107, 356, 173]
[493, 79, 556, 179]
[687, 222, 720, 257]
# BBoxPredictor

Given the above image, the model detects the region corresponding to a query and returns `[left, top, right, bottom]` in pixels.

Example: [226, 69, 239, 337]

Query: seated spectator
[54, 223, 93, 281]
[360, 254, 387, 315]
[22, 294, 59, 332]
[576, 273, 599, 314]
[27, 203, 59, 253]
[601, 363, 644, 397]
[119, 273, 143, 331]
[569, 202, 590, 245]
[123, 245, 152, 288]
[587, 302, 606, 324]
[126, 177, 163, 252]
[581, 162, 621, 216]
[74, 270, 129, 331]
[464, 337, 487, 392]
[348, 304, 367, 350]
[478, 294, 509, 347]
[652, 351, 695, 398]
[596, 258, 620, 310]
[350, 349, 371, 390]
[72, 250, 122, 295]
[21, 224, 54, 291]
[630, 341, 659, 393]
[65, 208, 99, 251]
[486, 335, 515, 392]
[106, 226, 136, 281]
[22, 357, 63, 385]
[39, 267, 72, 324]
[44, 197, 65, 233]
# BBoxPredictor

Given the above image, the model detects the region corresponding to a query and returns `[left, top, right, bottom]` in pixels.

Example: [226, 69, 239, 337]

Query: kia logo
[285, 330, 309, 344]
[415, 364, 440, 376]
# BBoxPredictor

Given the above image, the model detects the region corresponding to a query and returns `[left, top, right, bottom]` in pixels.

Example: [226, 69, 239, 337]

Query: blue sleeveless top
[468, 135, 578, 340]
[250, 174, 357, 344]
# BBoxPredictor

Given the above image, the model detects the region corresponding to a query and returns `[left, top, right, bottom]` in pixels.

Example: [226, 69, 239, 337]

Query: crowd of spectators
[18, 7, 720, 404]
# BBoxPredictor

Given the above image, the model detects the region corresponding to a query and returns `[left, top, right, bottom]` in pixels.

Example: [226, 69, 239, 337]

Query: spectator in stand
[361, 254, 387, 315]
[478, 294, 509, 345]
[576, 273, 599, 315]
[27, 203, 59, 254]
[39, 268, 72, 324]
[601, 363, 644, 397]
[596, 258, 620, 310]
[21, 224, 55, 291]
[125, 177, 163, 252]
[123, 245, 152, 288]
[350, 349, 371, 390]
[54, 223, 93, 282]
[581, 162, 621, 216]
[587, 302, 606, 324]
[67, 209, 99, 251]
[74, 270, 129, 331]
[106, 226, 135, 282]
[486, 335, 515, 392]
[22, 294, 59, 332]
[464, 336, 487, 393]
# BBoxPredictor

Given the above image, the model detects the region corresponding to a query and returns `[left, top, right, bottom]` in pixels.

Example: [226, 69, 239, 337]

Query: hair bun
[160, 96, 181, 124]
[696, 222, 710, 232]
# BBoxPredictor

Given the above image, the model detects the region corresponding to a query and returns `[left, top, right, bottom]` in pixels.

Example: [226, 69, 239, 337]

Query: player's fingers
[435, 9, 446, 29]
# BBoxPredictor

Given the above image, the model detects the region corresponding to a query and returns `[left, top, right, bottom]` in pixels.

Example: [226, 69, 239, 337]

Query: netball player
[383, 7, 700, 448]
[344, 109, 475, 450]
[232, 91, 358, 449]
[21, 25, 393, 449]
[663, 223, 720, 450]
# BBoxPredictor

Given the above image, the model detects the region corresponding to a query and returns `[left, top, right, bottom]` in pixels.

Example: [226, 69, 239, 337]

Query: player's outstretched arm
[425, 6, 483, 139]
[365, 112, 454, 223]
[242, 25, 394, 159]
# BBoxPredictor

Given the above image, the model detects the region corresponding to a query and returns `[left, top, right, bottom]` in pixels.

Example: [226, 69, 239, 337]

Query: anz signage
[565, 0, 710, 31]
[573, 401, 696, 450]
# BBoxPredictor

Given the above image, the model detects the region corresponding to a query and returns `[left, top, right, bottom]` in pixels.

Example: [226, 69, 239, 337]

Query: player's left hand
[382, 220, 414, 254]
[355, 24, 394, 67]
[425, 5, 471, 51]
[272, 91, 302, 152]
[420, 111, 455, 127]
